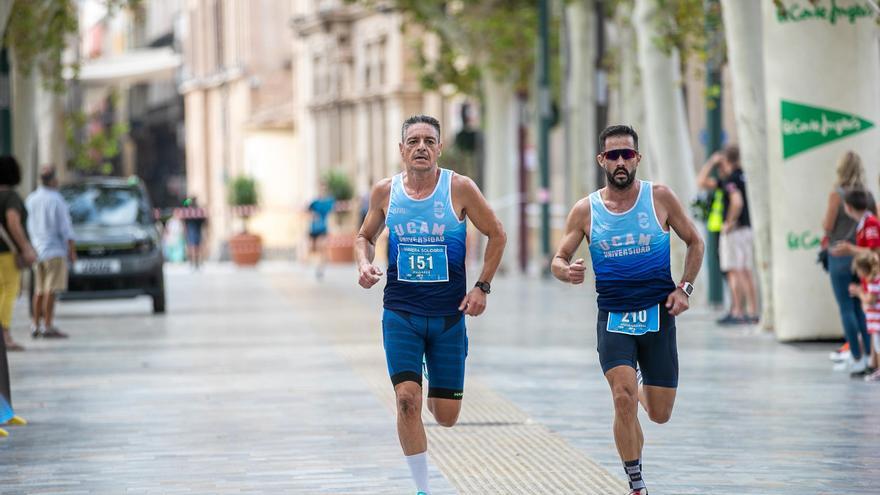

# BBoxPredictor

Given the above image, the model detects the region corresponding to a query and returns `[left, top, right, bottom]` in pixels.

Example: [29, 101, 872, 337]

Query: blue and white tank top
[384, 168, 467, 316]
[589, 181, 675, 312]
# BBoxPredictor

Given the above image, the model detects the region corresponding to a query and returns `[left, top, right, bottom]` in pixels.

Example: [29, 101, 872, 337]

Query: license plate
[73, 259, 121, 275]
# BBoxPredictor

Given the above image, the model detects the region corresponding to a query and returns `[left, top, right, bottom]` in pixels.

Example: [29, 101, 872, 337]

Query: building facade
[180, 0, 298, 258]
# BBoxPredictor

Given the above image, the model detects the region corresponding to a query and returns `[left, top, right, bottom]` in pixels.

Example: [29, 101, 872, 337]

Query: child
[850, 251, 880, 381]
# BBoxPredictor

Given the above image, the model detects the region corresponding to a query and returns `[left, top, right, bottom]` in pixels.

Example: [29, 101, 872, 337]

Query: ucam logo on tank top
[385, 169, 467, 316]
[589, 181, 675, 315]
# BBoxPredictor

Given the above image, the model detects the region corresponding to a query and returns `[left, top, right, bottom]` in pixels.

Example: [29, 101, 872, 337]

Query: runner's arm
[551, 199, 590, 284]
[656, 185, 704, 285]
[456, 175, 506, 285]
[355, 179, 391, 288]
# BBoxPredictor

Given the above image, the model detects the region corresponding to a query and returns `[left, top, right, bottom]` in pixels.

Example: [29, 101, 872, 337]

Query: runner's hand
[459, 288, 486, 316]
[568, 258, 586, 285]
[665, 289, 689, 316]
[358, 263, 383, 288]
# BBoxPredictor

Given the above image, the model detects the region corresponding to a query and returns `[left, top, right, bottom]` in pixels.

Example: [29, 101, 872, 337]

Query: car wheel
[152, 292, 166, 314]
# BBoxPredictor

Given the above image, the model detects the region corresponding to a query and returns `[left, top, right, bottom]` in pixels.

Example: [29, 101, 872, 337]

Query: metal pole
[538, 0, 552, 271]
[705, 0, 724, 306]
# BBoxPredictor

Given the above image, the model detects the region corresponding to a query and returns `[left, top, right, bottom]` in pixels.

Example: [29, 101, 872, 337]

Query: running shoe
[833, 355, 854, 372]
[829, 342, 851, 362]
[416, 492, 428, 495]
[864, 368, 880, 382]
[0, 427, 7, 438]
[6, 415, 26, 426]
[850, 356, 869, 376]
[628, 489, 648, 495]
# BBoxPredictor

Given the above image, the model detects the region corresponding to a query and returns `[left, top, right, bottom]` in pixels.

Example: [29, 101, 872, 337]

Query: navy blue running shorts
[596, 303, 678, 388]
[382, 309, 468, 399]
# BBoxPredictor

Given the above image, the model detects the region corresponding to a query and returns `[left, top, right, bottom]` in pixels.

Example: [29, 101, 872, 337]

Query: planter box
[229, 232, 262, 266]
[325, 233, 355, 263]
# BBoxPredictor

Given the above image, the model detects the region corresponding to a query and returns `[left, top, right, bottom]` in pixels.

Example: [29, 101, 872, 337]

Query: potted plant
[227, 175, 262, 266]
[323, 170, 357, 263]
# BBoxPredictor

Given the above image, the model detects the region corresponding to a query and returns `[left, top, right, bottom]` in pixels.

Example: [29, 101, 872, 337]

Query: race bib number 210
[606, 305, 660, 336]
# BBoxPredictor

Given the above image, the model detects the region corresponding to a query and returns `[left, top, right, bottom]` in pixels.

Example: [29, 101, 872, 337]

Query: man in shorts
[26, 165, 76, 339]
[551, 125, 704, 495]
[356, 115, 506, 495]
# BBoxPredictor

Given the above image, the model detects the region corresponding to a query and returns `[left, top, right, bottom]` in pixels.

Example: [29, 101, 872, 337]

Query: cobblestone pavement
[1, 261, 878, 494]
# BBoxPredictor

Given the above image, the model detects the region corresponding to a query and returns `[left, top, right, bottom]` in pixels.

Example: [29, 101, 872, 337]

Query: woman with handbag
[0, 155, 36, 436]
[0, 156, 37, 352]
[822, 151, 875, 372]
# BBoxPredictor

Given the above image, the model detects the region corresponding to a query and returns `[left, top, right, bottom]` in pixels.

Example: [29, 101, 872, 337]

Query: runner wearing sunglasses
[551, 124, 704, 495]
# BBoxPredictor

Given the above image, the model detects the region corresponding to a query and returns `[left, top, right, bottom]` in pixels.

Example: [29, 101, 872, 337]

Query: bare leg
[426, 397, 462, 428]
[395, 381, 427, 455]
[726, 271, 743, 317]
[605, 366, 642, 461]
[44, 293, 56, 329]
[741, 268, 759, 317]
[32, 293, 44, 329]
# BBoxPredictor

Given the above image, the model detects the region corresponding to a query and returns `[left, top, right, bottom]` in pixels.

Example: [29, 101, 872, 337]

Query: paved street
[1, 261, 879, 494]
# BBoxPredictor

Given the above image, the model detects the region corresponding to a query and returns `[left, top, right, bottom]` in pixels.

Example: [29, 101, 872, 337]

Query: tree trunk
[10, 50, 37, 192]
[721, 0, 773, 330]
[563, 0, 597, 203]
[633, 0, 697, 282]
[481, 73, 519, 274]
[613, 11, 656, 182]
[761, 1, 880, 341]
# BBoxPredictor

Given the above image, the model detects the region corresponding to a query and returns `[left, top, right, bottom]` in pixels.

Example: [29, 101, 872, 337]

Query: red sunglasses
[602, 148, 638, 161]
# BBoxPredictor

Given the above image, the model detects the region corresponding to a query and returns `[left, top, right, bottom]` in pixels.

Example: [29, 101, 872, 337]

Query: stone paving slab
[2, 261, 879, 494]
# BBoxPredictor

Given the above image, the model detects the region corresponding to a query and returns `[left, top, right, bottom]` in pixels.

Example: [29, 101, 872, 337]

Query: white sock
[405, 451, 430, 493]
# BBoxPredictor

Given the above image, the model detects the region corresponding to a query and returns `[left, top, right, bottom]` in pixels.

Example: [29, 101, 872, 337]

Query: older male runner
[356, 115, 505, 495]
[551, 124, 704, 495]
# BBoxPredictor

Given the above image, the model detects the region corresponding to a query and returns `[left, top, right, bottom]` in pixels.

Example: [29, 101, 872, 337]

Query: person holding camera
[697, 145, 758, 325]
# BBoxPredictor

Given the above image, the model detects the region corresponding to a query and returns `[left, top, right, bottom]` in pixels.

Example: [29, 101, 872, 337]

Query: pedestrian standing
[697, 145, 757, 324]
[830, 189, 880, 375]
[0, 156, 37, 352]
[355, 115, 506, 495]
[823, 151, 875, 364]
[849, 252, 880, 381]
[26, 165, 76, 339]
[0, 155, 37, 437]
[182, 197, 207, 270]
[551, 125, 704, 495]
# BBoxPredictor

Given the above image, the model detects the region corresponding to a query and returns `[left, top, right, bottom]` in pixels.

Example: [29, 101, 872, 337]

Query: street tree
[720, 0, 772, 329]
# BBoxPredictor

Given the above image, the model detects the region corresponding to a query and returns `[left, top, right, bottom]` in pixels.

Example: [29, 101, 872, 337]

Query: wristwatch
[474, 281, 491, 294]
[679, 281, 694, 298]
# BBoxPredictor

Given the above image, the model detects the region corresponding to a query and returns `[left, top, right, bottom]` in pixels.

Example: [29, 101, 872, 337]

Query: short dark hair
[39, 166, 56, 186]
[723, 144, 740, 168]
[401, 115, 441, 142]
[599, 124, 639, 152]
[845, 188, 871, 212]
[0, 155, 22, 186]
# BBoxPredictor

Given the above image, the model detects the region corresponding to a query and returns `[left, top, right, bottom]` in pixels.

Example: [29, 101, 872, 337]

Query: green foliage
[324, 170, 354, 201]
[357, 0, 539, 94]
[4, 0, 142, 93]
[64, 111, 128, 175]
[227, 176, 259, 207]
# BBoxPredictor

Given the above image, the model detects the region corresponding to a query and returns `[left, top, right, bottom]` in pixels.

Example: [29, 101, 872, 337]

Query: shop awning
[74, 47, 181, 86]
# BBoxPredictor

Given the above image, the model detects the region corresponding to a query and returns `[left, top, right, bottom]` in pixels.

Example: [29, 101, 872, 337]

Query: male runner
[551, 125, 704, 495]
[356, 115, 506, 495]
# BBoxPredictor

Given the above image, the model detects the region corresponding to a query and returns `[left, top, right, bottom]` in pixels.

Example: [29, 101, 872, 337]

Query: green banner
[781, 100, 875, 159]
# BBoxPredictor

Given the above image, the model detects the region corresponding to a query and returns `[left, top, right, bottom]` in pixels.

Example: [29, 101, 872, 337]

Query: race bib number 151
[397, 244, 449, 283]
